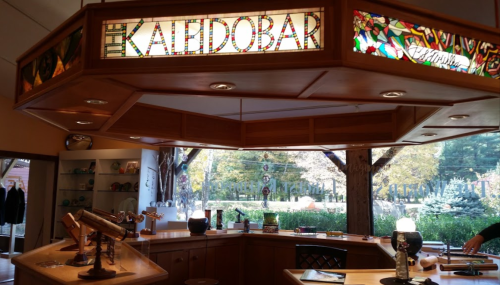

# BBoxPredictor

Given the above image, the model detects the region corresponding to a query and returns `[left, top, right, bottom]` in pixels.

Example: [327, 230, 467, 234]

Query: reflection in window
[372, 133, 500, 254]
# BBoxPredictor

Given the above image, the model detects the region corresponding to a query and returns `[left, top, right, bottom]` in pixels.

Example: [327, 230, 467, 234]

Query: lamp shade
[391, 230, 423, 256]
[188, 217, 209, 236]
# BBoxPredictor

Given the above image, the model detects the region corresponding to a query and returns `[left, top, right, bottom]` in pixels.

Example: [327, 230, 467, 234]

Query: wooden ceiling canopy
[14, 0, 500, 151]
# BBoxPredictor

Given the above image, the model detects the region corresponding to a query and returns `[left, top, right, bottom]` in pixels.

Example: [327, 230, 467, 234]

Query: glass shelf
[60, 173, 95, 175]
[59, 189, 93, 192]
[97, 190, 138, 193]
[99, 173, 139, 176]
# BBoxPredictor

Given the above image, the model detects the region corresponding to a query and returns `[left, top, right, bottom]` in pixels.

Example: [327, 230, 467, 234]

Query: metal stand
[1, 224, 22, 258]
[78, 231, 116, 279]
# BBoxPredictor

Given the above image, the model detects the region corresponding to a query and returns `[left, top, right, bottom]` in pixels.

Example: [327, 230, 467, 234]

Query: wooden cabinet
[214, 244, 240, 285]
[156, 250, 190, 285]
[189, 248, 206, 279]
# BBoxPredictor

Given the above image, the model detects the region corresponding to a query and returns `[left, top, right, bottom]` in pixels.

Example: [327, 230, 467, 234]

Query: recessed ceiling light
[199, 143, 208, 146]
[421, 133, 437, 137]
[380, 91, 406, 98]
[209, 83, 236, 90]
[75, 120, 93, 125]
[84, 99, 108, 105]
[130, 136, 141, 139]
[449, 115, 470, 120]
[351, 144, 365, 147]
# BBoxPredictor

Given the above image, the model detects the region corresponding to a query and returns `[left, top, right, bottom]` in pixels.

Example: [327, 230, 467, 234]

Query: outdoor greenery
[218, 209, 500, 255]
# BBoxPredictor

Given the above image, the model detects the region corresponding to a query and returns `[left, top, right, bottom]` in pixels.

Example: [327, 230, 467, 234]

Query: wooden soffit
[13, 0, 500, 151]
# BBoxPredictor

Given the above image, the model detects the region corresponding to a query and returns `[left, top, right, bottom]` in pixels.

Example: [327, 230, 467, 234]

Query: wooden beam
[372, 146, 405, 175]
[346, 149, 373, 236]
[175, 149, 201, 175]
[297, 71, 329, 98]
[323, 151, 347, 175]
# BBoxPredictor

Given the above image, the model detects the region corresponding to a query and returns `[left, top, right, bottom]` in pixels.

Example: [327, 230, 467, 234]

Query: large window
[175, 150, 347, 232]
[372, 132, 500, 254]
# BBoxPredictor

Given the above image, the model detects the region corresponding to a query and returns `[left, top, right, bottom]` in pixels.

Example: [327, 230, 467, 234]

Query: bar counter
[12, 230, 500, 285]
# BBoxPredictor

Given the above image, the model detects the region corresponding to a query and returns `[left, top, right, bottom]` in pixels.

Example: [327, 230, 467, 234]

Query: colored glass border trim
[353, 10, 500, 79]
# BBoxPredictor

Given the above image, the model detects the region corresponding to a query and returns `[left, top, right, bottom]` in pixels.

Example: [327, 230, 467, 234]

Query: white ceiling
[0, 0, 499, 102]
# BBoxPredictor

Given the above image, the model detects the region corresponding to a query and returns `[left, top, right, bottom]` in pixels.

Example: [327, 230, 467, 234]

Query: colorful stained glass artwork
[263, 175, 270, 183]
[353, 10, 500, 79]
[103, 9, 323, 58]
[21, 27, 83, 95]
[263, 164, 269, 171]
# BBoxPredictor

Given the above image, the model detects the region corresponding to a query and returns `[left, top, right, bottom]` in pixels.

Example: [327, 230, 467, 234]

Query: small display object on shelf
[293, 226, 317, 236]
[263, 212, 279, 233]
[188, 210, 209, 236]
[140, 210, 164, 235]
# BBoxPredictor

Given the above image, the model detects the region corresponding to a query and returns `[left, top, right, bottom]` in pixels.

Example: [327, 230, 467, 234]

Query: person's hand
[463, 235, 484, 254]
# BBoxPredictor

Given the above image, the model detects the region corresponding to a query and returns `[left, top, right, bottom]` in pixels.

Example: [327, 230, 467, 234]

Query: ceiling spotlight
[380, 91, 406, 98]
[421, 133, 437, 137]
[449, 115, 470, 120]
[351, 144, 365, 147]
[130, 136, 141, 139]
[209, 82, 236, 90]
[75, 120, 93, 125]
[84, 99, 108, 105]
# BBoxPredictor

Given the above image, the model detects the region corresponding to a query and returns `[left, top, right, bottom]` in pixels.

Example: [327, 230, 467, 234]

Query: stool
[184, 278, 219, 285]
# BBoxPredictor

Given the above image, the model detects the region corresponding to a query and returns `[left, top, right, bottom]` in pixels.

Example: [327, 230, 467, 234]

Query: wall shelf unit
[53, 149, 158, 239]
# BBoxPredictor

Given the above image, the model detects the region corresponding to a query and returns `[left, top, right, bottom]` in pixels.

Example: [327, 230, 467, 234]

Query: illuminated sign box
[102, 8, 323, 58]
[353, 10, 500, 79]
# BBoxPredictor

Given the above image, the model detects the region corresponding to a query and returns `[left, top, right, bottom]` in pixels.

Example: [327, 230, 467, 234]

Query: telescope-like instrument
[127, 211, 145, 223]
[92, 208, 125, 224]
[235, 208, 246, 223]
[140, 210, 164, 235]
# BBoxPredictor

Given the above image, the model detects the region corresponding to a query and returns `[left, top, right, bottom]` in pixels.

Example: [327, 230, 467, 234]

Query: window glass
[372, 133, 500, 254]
[176, 150, 347, 232]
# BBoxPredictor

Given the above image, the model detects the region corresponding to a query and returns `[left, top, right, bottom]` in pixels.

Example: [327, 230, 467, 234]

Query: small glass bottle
[395, 232, 410, 281]
[216, 210, 223, 230]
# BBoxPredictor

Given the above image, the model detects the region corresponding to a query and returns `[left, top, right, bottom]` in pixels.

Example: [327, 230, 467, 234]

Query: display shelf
[99, 173, 139, 176]
[54, 149, 158, 240]
[97, 189, 138, 193]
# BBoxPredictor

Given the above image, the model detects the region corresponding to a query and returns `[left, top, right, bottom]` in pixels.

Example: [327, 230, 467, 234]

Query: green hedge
[220, 209, 500, 255]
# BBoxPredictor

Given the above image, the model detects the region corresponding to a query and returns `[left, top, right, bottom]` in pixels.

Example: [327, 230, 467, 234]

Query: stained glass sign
[102, 9, 323, 58]
[353, 10, 500, 79]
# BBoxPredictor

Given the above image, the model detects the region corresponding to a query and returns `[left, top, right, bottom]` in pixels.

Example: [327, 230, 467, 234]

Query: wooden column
[346, 149, 373, 236]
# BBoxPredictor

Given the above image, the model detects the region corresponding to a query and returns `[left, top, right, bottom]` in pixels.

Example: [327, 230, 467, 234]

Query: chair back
[296, 244, 347, 269]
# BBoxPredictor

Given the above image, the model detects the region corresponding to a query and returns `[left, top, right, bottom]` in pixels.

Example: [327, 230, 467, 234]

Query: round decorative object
[122, 182, 132, 192]
[182, 154, 188, 162]
[262, 186, 270, 195]
[262, 175, 270, 183]
[111, 182, 121, 191]
[180, 175, 188, 183]
[181, 164, 189, 171]
[188, 217, 209, 236]
[79, 196, 85, 201]
[263, 164, 269, 171]
[134, 182, 139, 192]
[264, 153, 269, 159]
[62, 199, 70, 206]
[88, 179, 94, 185]
[111, 161, 121, 171]
[65, 134, 92, 151]
[391, 231, 423, 256]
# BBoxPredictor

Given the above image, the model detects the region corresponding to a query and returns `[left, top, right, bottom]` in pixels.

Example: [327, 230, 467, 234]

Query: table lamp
[188, 210, 209, 236]
[391, 218, 422, 256]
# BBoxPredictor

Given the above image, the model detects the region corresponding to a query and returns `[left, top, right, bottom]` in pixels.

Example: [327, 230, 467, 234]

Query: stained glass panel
[353, 10, 500, 79]
[21, 28, 83, 95]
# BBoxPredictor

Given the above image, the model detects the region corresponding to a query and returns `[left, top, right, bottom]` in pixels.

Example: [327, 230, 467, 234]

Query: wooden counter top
[284, 267, 500, 285]
[11, 240, 168, 285]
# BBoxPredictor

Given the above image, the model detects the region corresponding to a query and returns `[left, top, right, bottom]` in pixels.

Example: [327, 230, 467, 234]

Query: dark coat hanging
[0, 187, 6, 226]
[5, 186, 20, 224]
[17, 188, 25, 224]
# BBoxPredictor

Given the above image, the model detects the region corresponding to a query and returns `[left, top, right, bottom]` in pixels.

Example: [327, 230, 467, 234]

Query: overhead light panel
[449, 115, 470, 120]
[380, 91, 406, 98]
[84, 99, 108, 105]
[421, 133, 437, 137]
[130, 136, 141, 139]
[210, 83, 236, 90]
[75, 120, 93, 125]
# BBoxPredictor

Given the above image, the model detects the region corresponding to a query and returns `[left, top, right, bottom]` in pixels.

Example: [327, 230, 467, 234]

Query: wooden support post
[346, 149, 373, 236]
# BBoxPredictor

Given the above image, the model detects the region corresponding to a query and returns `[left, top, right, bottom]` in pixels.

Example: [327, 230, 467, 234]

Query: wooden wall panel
[108, 104, 182, 138]
[314, 112, 393, 143]
[245, 118, 310, 146]
[185, 114, 241, 145]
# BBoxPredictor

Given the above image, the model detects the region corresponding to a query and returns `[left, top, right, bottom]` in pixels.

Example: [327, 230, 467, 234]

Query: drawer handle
[176, 257, 184, 262]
